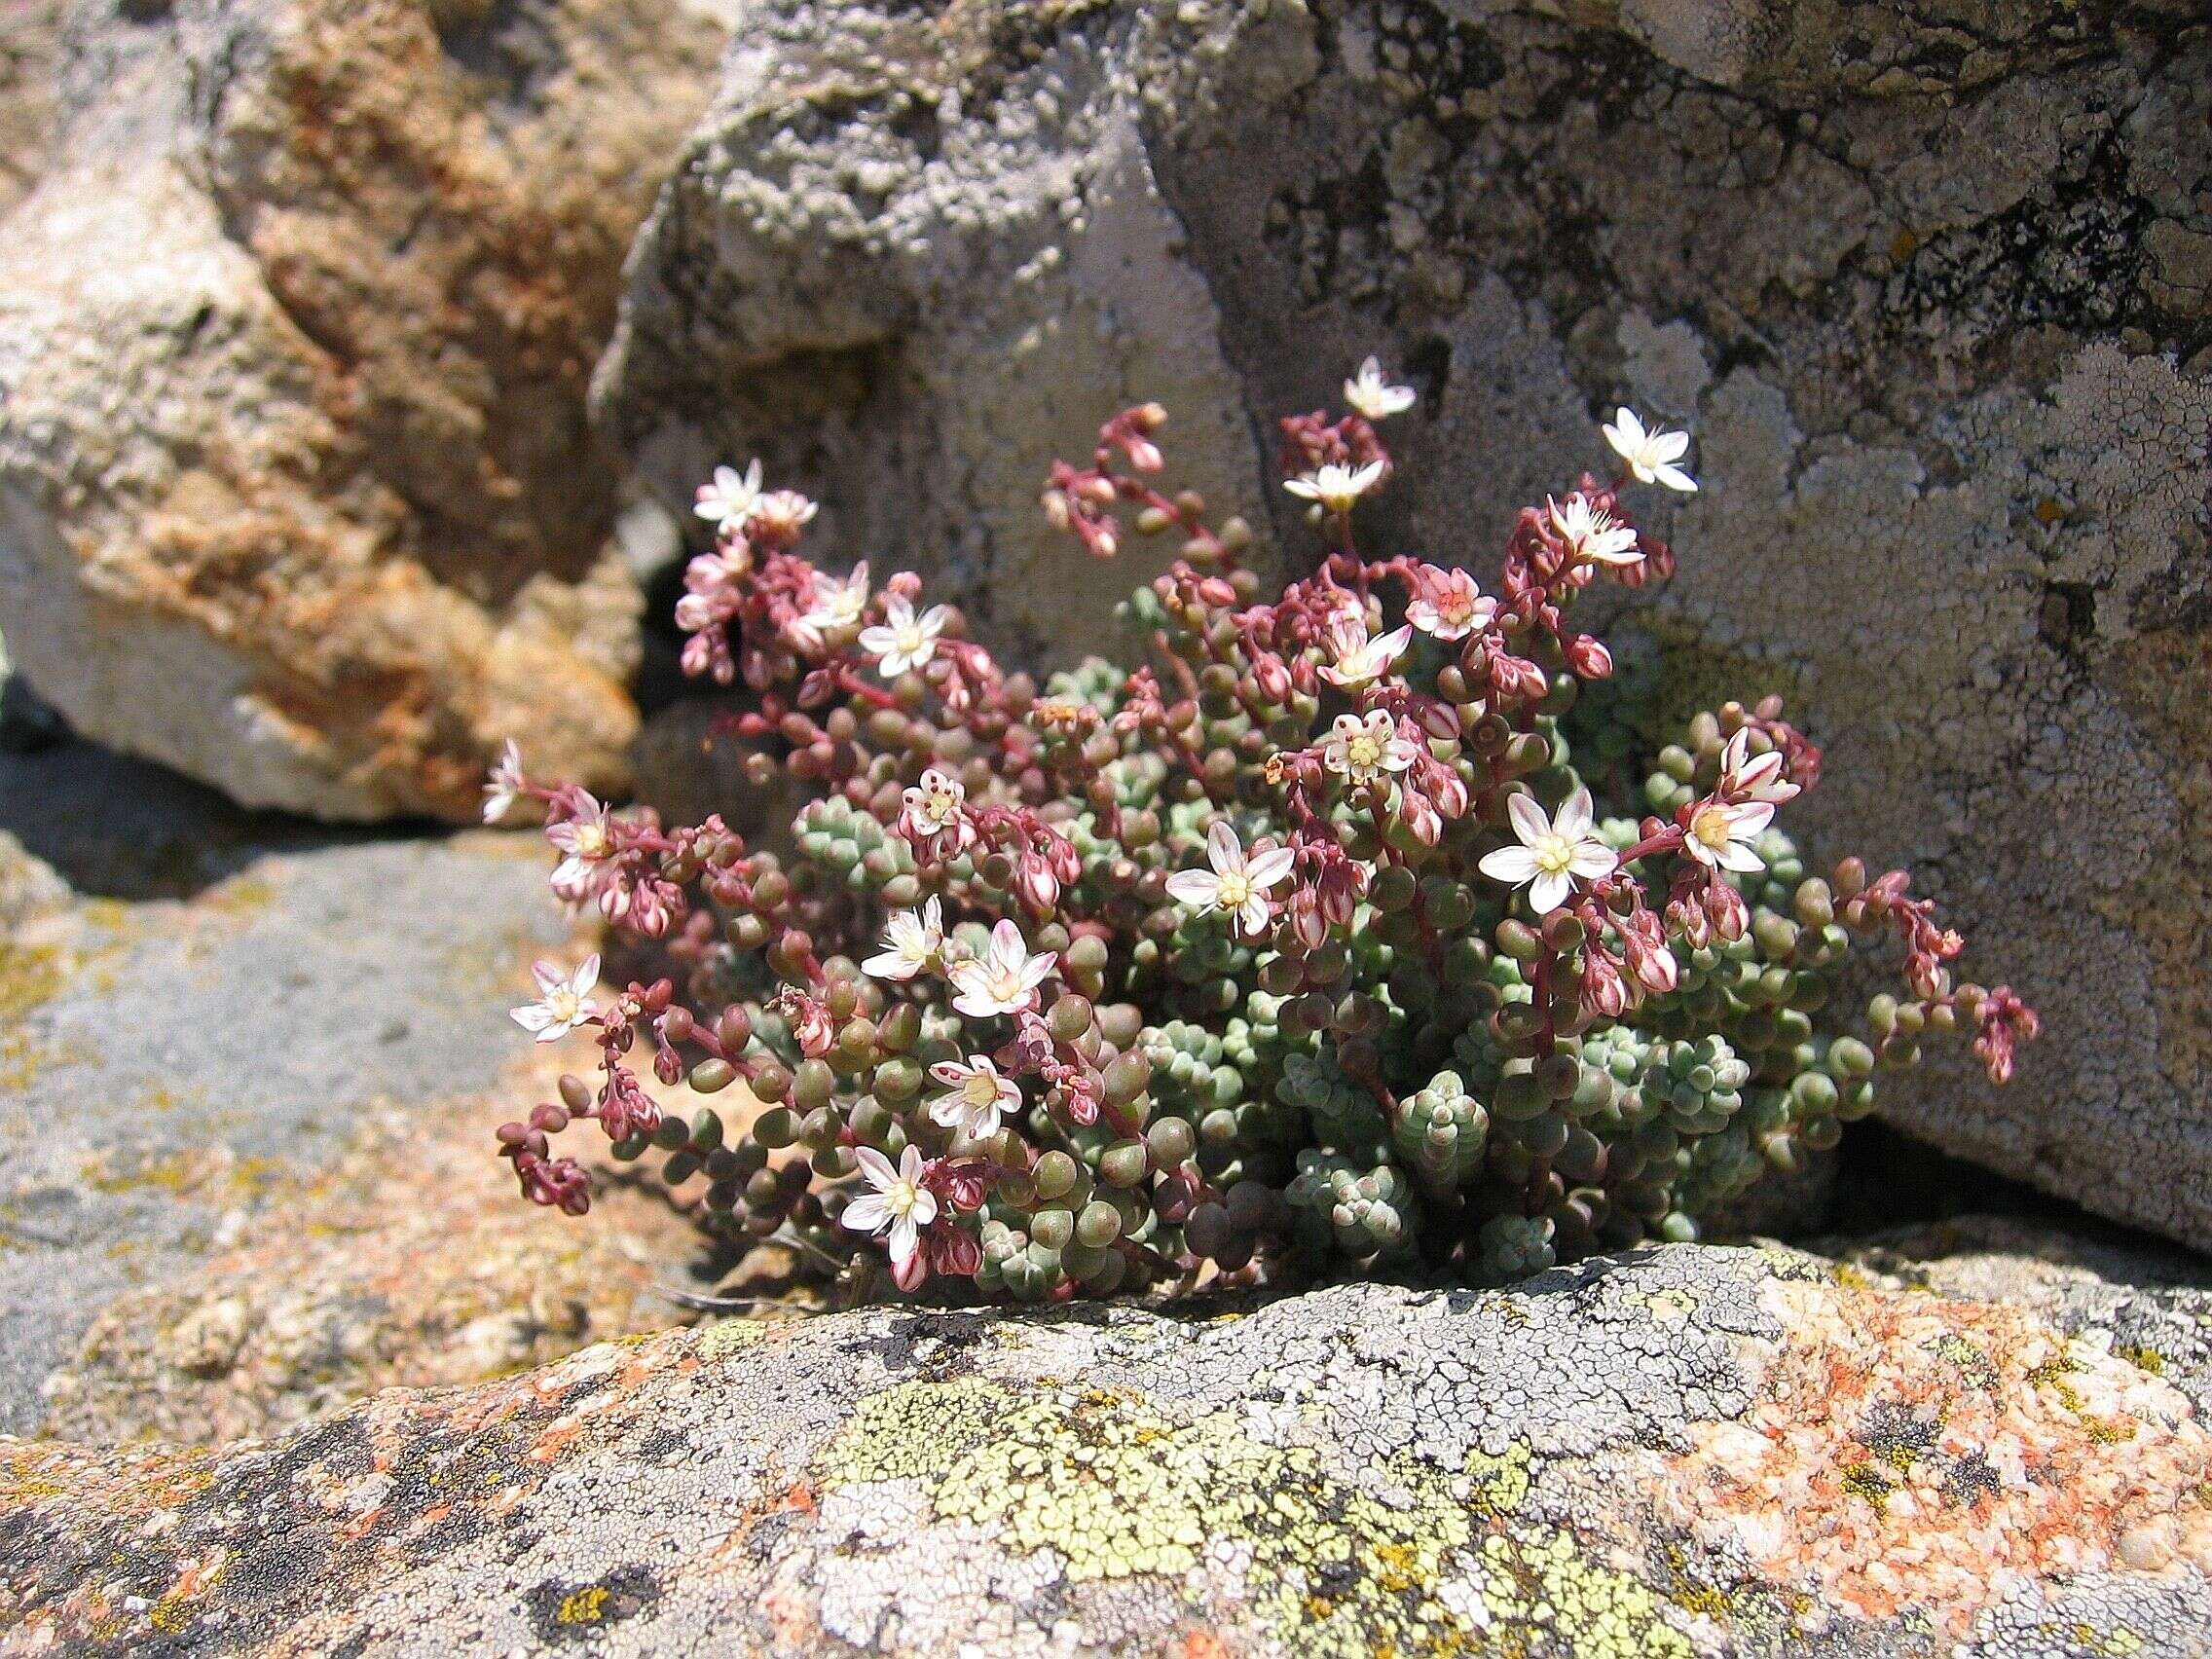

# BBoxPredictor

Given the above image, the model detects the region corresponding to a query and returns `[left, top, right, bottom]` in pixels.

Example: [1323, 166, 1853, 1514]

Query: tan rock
[0, 0, 733, 819]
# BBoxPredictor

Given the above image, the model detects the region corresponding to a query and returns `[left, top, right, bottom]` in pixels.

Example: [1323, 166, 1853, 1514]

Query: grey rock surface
[0, 0, 733, 821]
[0, 740, 576, 1433]
[5, 1241, 2211, 1654]
[597, 0, 2212, 1250]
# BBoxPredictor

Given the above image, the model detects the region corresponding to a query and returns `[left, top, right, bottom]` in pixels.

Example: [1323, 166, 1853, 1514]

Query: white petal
[1529, 870, 1573, 914]
[1555, 788, 1595, 842]
[1568, 840, 1619, 879]
[511, 1005, 555, 1032]
[1505, 793, 1552, 847]
[898, 1145, 930, 1184]
[928, 1059, 972, 1088]
[888, 1215, 920, 1268]
[1479, 846, 1540, 885]
[843, 1195, 892, 1235]
[928, 1094, 968, 1129]
[1729, 801, 1776, 838]
[1239, 893, 1273, 937]
[854, 1146, 897, 1190]
[1652, 430, 1690, 462]
[1165, 869, 1223, 907]
[1205, 818, 1243, 875]
[1652, 462, 1698, 495]
[1716, 840, 1766, 873]
[1244, 847, 1298, 889]
[569, 955, 601, 997]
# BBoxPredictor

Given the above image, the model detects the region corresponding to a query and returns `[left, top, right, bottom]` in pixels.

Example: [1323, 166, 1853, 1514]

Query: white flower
[1601, 408, 1697, 494]
[1320, 710, 1422, 786]
[926, 1053, 1022, 1141]
[1680, 796, 1774, 874]
[842, 1145, 938, 1272]
[546, 794, 614, 894]
[1344, 356, 1416, 422]
[1283, 460, 1385, 513]
[1477, 788, 1619, 915]
[1547, 494, 1641, 567]
[510, 953, 601, 1043]
[1316, 611, 1413, 689]
[948, 918, 1057, 1018]
[791, 562, 870, 649]
[1163, 820, 1297, 937]
[863, 897, 945, 981]
[753, 488, 818, 540]
[482, 739, 525, 826]
[1405, 565, 1496, 641]
[858, 594, 951, 679]
[900, 768, 970, 847]
[694, 460, 764, 534]
[1717, 729, 1799, 805]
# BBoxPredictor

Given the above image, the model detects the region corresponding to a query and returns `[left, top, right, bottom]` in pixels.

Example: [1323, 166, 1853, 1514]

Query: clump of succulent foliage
[490, 361, 2038, 1301]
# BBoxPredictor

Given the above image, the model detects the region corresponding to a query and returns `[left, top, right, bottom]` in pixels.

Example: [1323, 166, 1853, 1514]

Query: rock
[596, 0, 2212, 1251]
[0, 0, 734, 821]
[0, 0, 64, 217]
[0, 738, 599, 1431]
[1824, 1214, 2212, 1418]
[4, 1244, 2210, 1653]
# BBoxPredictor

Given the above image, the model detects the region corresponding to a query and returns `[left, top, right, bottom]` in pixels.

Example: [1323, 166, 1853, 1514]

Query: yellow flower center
[894, 623, 929, 656]
[1691, 805, 1734, 850]
[1216, 871, 1252, 910]
[571, 823, 610, 858]
[1532, 834, 1576, 878]
[1346, 733, 1382, 770]
[963, 1073, 1001, 1109]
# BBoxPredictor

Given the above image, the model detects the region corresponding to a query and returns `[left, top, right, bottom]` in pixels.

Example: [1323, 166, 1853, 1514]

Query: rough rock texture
[0, 738, 662, 1434]
[0, 0, 64, 217]
[597, 0, 2212, 1250]
[0, 0, 733, 820]
[1827, 1215, 2212, 1419]
[5, 1244, 2211, 1655]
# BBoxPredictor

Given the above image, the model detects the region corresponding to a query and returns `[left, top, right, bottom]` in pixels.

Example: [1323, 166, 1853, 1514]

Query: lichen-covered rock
[0, 739, 595, 1431]
[3, 1245, 2208, 1654]
[0, 0, 733, 820]
[597, 0, 2212, 1250]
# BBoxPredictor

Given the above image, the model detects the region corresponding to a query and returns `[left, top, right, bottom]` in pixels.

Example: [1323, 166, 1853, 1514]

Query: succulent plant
[489, 363, 2038, 1302]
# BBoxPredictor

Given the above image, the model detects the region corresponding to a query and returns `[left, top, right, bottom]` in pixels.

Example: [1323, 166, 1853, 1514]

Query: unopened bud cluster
[490, 362, 2037, 1301]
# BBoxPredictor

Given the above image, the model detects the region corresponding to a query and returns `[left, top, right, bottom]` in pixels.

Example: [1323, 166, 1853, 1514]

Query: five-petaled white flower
[948, 918, 1058, 1018]
[694, 461, 764, 535]
[842, 1145, 938, 1272]
[1478, 788, 1619, 915]
[1601, 408, 1697, 494]
[1717, 729, 1799, 805]
[510, 953, 601, 1043]
[1405, 565, 1496, 641]
[1320, 710, 1422, 786]
[791, 562, 870, 649]
[863, 897, 945, 981]
[1316, 610, 1413, 689]
[1283, 460, 1385, 514]
[1344, 356, 1417, 422]
[1547, 494, 1641, 567]
[547, 794, 614, 893]
[1680, 797, 1774, 874]
[859, 594, 952, 679]
[482, 739, 526, 826]
[1164, 820, 1298, 938]
[926, 1053, 1022, 1141]
[901, 768, 970, 847]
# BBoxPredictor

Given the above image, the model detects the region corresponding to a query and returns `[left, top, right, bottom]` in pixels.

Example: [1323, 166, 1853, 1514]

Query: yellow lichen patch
[1474, 1528, 1695, 1659]
[816, 1378, 1694, 1657]
[556, 1586, 610, 1626]
[1463, 1443, 1530, 1515]
[2115, 1345, 2167, 1378]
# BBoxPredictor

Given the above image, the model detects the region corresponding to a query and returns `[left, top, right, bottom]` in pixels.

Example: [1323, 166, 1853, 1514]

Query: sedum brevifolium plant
[489, 360, 2039, 1301]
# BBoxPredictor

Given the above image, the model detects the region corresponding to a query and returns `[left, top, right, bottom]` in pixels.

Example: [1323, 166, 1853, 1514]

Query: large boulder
[4, 1243, 2210, 1653]
[595, 0, 2212, 1249]
[0, 0, 732, 820]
